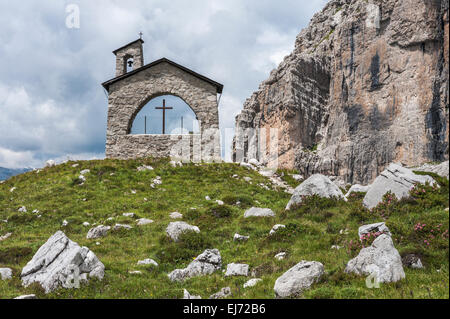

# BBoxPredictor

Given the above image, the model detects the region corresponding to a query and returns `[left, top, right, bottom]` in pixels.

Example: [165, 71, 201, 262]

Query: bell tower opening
[113, 38, 144, 77]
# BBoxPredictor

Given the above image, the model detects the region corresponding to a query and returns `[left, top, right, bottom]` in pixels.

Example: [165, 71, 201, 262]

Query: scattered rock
[331, 245, 342, 250]
[10, 187, 16, 192]
[244, 207, 275, 218]
[0, 268, 13, 280]
[233, 233, 249, 241]
[14, 294, 37, 299]
[345, 234, 405, 283]
[402, 254, 424, 269]
[82, 222, 90, 227]
[113, 224, 132, 231]
[209, 287, 231, 299]
[62, 220, 69, 227]
[269, 224, 286, 236]
[86, 225, 111, 239]
[169, 212, 183, 219]
[166, 221, 200, 242]
[80, 169, 90, 175]
[136, 218, 154, 226]
[205, 196, 211, 201]
[78, 175, 86, 183]
[345, 184, 371, 198]
[137, 259, 158, 267]
[275, 252, 287, 260]
[413, 161, 449, 179]
[32, 209, 40, 214]
[0, 232, 12, 241]
[18, 206, 27, 213]
[71, 163, 79, 168]
[129, 271, 142, 275]
[358, 222, 391, 240]
[292, 174, 303, 181]
[123, 213, 135, 218]
[244, 278, 262, 288]
[168, 249, 222, 282]
[21, 231, 105, 293]
[137, 165, 154, 172]
[225, 263, 249, 277]
[286, 174, 344, 210]
[274, 261, 324, 298]
[216, 200, 224, 206]
[183, 289, 201, 299]
[363, 163, 437, 210]
[240, 162, 254, 170]
[170, 160, 183, 168]
[248, 158, 260, 167]
[45, 160, 56, 167]
[243, 176, 252, 182]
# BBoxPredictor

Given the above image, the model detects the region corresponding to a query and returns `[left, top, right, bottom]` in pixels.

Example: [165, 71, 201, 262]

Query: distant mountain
[0, 167, 31, 181]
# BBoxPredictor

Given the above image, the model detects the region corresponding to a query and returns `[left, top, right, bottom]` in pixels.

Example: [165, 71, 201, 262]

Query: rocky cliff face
[233, 0, 449, 185]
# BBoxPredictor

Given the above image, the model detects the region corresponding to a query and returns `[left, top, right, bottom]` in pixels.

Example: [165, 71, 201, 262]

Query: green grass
[0, 158, 448, 299]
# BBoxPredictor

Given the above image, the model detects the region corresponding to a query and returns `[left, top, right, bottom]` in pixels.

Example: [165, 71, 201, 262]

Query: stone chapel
[102, 38, 223, 162]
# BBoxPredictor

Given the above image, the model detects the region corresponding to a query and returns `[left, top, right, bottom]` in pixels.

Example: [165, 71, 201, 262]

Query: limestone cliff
[233, 0, 449, 185]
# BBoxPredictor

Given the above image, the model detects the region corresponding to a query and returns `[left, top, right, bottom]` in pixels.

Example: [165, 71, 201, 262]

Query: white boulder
[286, 174, 345, 210]
[166, 222, 200, 242]
[86, 225, 111, 239]
[136, 218, 154, 226]
[269, 224, 286, 236]
[244, 278, 262, 288]
[363, 163, 437, 209]
[358, 222, 391, 240]
[137, 259, 158, 267]
[0, 268, 12, 280]
[244, 207, 275, 218]
[345, 234, 405, 283]
[274, 261, 324, 298]
[169, 212, 183, 219]
[21, 231, 105, 293]
[233, 233, 249, 241]
[345, 184, 370, 198]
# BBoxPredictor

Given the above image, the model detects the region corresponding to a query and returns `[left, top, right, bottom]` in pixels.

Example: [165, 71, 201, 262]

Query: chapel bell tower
[112, 38, 145, 77]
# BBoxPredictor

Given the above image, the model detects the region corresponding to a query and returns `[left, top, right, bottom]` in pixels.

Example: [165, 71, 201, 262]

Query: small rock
[137, 165, 154, 172]
[275, 252, 287, 260]
[170, 161, 183, 168]
[18, 206, 27, 213]
[32, 209, 40, 214]
[21, 231, 105, 293]
[269, 224, 286, 236]
[358, 222, 391, 240]
[345, 184, 370, 198]
[78, 175, 86, 182]
[225, 263, 249, 277]
[292, 174, 303, 181]
[86, 225, 111, 239]
[80, 169, 90, 175]
[166, 221, 200, 242]
[136, 218, 154, 226]
[137, 259, 158, 267]
[45, 160, 56, 167]
[244, 207, 275, 218]
[240, 162, 254, 170]
[244, 278, 262, 288]
[0, 233, 12, 241]
[209, 287, 231, 299]
[286, 174, 345, 210]
[62, 220, 69, 227]
[0, 268, 13, 280]
[205, 196, 211, 201]
[82, 222, 90, 227]
[331, 245, 342, 250]
[243, 176, 252, 182]
[183, 289, 202, 299]
[345, 234, 405, 283]
[233, 233, 249, 241]
[129, 271, 142, 275]
[402, 254, 424, 269]
[248, 158, 260, 167]
[131, 189, 137, 194]
[71, 163, 79, 168]
[274, 261, 324, 298]
[216, 200, 224, 206]
[123, 213, 135, 218]
[168, 249, 222, 282]
[14, 294, 37, 299]
[113, 224, 132, 231]
[169, 212, 183, 219]
[10, 187, 16, 192]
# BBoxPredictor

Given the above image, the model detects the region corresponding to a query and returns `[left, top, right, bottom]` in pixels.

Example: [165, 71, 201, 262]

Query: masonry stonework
[103, 40, 223, 162]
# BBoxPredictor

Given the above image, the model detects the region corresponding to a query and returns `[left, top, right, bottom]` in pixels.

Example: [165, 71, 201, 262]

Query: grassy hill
[0, 158, 448, 299]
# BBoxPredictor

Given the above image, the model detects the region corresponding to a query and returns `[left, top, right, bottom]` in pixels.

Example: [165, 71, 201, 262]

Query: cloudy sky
[0, 0, 327, 168]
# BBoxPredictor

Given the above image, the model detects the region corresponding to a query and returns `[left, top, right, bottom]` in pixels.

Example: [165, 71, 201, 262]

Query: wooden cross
[155, 99, 173, 134]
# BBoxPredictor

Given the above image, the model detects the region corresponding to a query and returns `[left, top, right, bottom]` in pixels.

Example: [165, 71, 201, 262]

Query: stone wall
[106, 61, 221, 161]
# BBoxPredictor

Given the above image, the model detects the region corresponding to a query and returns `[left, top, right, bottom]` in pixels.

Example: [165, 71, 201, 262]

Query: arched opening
[130, 95, 200, 135]
[125, 56, 134, 73]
